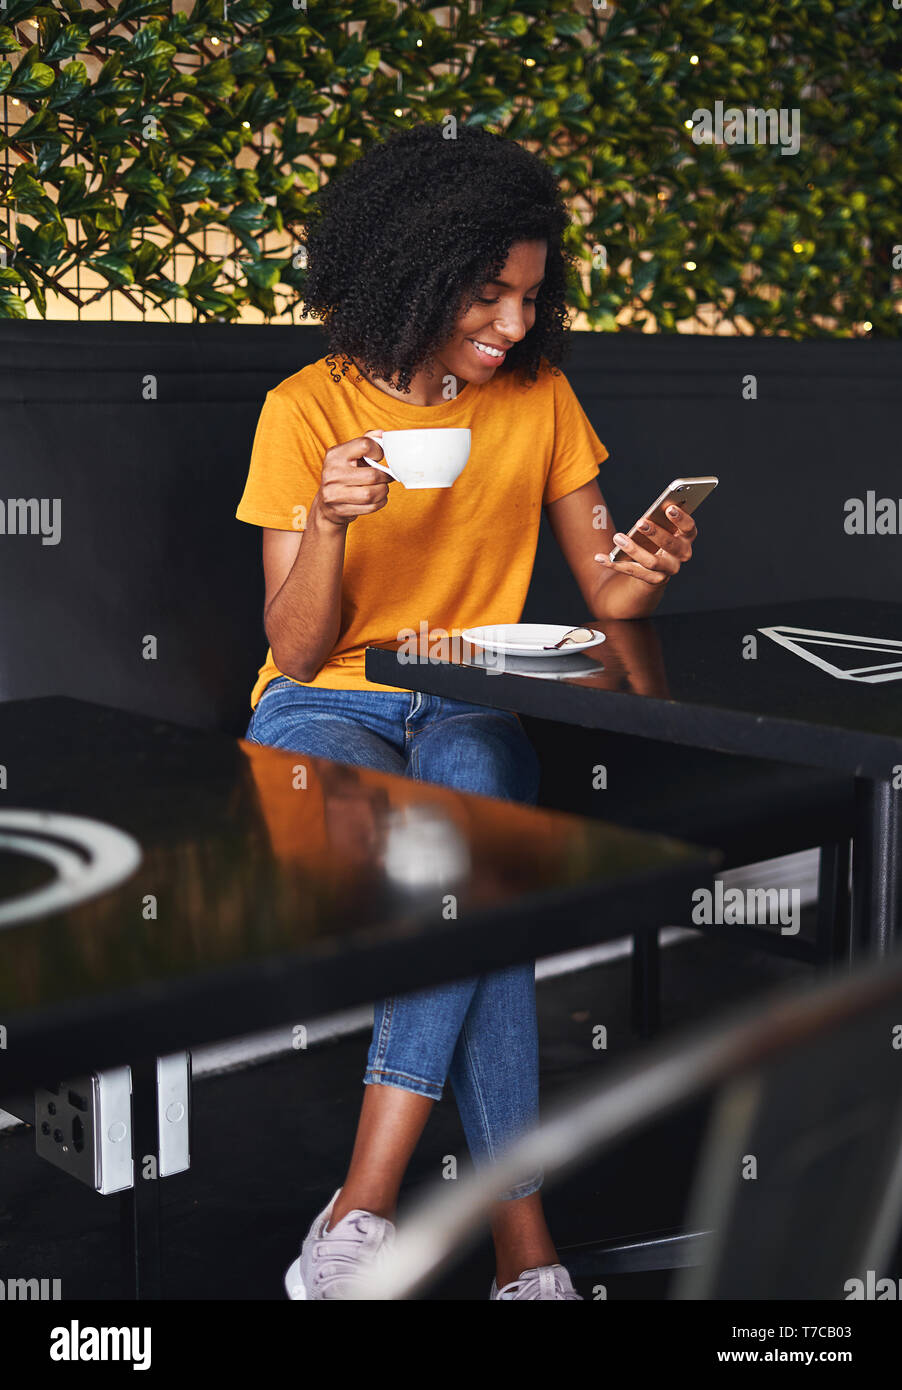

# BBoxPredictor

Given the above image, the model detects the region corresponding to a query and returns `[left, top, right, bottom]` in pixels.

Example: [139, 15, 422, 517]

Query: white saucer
[461, 623, 606, 657]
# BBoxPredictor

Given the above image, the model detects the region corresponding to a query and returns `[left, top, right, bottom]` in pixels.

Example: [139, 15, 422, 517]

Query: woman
[236, 123, 698, 1300]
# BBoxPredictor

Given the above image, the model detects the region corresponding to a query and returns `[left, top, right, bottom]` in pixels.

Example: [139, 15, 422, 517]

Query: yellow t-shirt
[236, 354, 608, 707]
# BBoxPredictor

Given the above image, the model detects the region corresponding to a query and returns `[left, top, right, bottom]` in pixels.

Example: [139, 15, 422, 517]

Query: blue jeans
[245, 678, 543, 1200]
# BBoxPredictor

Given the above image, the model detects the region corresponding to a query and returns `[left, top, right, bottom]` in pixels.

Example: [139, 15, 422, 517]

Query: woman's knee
[413, 715, 540, 803]
[249, 707, 404, 774]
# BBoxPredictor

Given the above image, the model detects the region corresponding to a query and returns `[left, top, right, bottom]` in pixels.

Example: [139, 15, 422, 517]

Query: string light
[684, 260, 697, 270]
[524, 58, 536, 67]
[689, 55, 699, 65]
[683, 118, 693, 129]
[792, 242, 804, 253]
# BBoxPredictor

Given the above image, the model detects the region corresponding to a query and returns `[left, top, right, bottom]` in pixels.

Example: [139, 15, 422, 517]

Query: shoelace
[312, 1213, 394, 1294]
[496, 1266, 581, 1300]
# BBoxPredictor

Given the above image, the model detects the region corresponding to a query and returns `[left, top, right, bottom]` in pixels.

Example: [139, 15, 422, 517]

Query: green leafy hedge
[0, 0, 899, 334]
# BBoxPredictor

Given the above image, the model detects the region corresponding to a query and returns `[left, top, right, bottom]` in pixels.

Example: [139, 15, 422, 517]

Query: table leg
[631, 928, 660, 1037]
[119, 1057, 162, 1299]
[815, 839, 852, 967]
[852, 778, 902, 958]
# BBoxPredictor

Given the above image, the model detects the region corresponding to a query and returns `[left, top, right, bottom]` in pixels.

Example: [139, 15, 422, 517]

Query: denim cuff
[492, 1169, 545, 1202]
[363, 1067, 445, 1102]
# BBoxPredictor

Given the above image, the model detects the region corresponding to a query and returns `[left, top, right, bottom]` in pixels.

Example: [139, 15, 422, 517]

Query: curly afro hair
[301, 122, 575, 394]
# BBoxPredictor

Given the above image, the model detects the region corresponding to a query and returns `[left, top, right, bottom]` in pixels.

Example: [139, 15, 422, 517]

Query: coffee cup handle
[362, 429, 398, 480]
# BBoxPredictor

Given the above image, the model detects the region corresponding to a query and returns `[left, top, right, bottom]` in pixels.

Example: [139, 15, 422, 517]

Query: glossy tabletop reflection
[0, 697, 715, 1089]
[367, 598, 902, 780]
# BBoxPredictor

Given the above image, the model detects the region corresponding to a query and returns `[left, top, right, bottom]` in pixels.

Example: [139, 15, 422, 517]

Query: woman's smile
[467, 338, 509, 366]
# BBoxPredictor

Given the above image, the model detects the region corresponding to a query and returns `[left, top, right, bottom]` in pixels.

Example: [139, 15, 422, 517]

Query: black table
[0, 696, 716, 1090]
[367, 597, 902, 956]
[0, 695, 718, 1296]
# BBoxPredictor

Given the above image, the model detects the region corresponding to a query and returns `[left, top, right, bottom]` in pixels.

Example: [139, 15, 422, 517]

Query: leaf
[227, 2, 272, 21]
[244, 257, 287, 289]
[48, 61, 89, 107]
[632, 257, 660, 294]
[127, 25, 177, 65]
[186, 259, 221, 289]
[128, 23, 162, 60]
[171, 169, 214, 201]
[229, 40, 267, 75]
[227, 202, 267, 230]
[8, 60, 56, 96]
[115, 0, 170, 23]
[89, 254, 136, 285]
[131, 239, 166, 277]
[488, 15, 529, 38]
[161, 108, 208, 143]
[10, 165, 48, 204]
[206, 168, 239, 199]
[0, 290, 29, 319]
[551, 14, 585, 36]
[193, 57, 236, 100]
[146, 276, 188, 301]
[92, 52, 123, 96]
[92, 121, 135, 148]
[0, 26, 23, 56]
[56, 165, 86, 213]
[15, 108, 49, 140]
[15, 263, 46, 317]
[192, 289, 240, 316]
[16, 222, 67, 269]
[42, 22, 90, 64]
[121, 166, 166, 195]
[95, 207, 123, 232]
[1, 0, 47, 26]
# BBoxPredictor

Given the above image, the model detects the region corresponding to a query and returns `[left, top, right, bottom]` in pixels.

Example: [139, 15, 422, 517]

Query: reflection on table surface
[461, 620, 671, 696]
[368, 599, 902, 753]
[0, 697, 701, 1013]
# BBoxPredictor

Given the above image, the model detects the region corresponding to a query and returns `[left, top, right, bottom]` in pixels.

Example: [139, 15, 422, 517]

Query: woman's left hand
[599, 503, 697, 586]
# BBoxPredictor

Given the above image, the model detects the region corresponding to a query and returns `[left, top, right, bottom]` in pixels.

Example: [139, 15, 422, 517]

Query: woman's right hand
[314, 431, 393, 529]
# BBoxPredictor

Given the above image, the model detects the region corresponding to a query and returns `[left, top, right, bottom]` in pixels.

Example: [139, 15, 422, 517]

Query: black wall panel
[1, 323, 898, 736]
[525, 332, 901, 624]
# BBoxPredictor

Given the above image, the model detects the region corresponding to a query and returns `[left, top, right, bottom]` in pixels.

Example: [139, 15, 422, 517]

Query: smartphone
[608, 476, 719, 563]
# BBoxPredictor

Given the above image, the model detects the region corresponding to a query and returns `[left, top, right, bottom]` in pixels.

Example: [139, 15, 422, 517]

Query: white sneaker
[284, 1189, 396, 1300]
[490, 1264, 583, 1300]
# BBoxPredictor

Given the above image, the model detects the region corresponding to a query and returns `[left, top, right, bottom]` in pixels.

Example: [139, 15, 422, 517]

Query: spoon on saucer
[543, 627, 596, 651]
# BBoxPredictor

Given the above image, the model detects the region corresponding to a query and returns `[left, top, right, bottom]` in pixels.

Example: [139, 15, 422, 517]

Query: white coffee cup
[362, 427, 470, 489]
